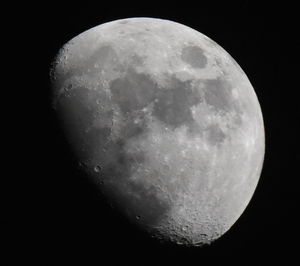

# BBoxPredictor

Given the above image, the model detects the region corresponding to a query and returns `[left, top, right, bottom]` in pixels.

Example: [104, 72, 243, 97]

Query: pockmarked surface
[50, 18, 265, 246]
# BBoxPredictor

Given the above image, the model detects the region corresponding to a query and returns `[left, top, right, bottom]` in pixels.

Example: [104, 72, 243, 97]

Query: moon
[50, 17, 265, 246]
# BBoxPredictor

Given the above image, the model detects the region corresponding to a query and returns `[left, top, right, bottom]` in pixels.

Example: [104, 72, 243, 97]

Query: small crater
[94, 165, 102, 173]
[181, 45, 207, 69]
[65, 84, 72, 92]
[181, 226, 188, 231]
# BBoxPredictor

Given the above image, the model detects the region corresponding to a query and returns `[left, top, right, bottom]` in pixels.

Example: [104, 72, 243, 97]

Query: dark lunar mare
[181, 46, 208, 69]
[152, 76, 202, 129]
[54, 63, 241, 229]
[203, 78, 235, 113]
[104, 69, 207, 227]
[54, 71, 172, 228]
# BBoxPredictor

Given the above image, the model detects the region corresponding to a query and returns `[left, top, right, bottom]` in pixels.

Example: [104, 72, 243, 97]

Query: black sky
[3, 2, 298, 264]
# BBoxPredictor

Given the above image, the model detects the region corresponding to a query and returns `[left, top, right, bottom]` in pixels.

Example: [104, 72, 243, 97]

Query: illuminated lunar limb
[50, 17, 265, 246]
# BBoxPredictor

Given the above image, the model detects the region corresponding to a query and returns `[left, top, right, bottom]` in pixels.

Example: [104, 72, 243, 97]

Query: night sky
[2, 2, 298, 264]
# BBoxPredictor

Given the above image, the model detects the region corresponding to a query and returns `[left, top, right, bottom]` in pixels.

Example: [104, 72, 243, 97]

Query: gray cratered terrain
[50, 17, 265, 246]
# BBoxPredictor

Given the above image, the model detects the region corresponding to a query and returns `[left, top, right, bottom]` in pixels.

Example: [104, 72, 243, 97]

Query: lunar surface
[50, 17, 265, 246]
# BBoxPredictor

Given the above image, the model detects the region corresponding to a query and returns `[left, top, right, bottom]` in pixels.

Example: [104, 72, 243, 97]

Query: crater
[181, 45, 207, 69]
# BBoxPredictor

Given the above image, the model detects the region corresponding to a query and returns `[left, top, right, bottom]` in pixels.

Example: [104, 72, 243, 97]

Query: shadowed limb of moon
[51, 17, 265, 246]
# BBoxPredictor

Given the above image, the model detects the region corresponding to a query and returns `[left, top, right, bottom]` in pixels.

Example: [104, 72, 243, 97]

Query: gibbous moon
[50, 17, 265, 246]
